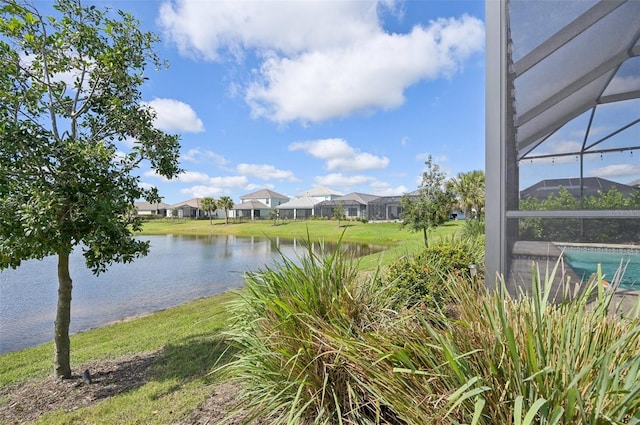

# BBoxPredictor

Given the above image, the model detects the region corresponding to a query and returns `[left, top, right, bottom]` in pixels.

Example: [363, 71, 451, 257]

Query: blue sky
[108, 0, 486, 205]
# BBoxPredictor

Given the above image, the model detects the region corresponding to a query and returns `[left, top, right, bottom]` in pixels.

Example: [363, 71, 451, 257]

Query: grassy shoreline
[0, 219, 463, 423]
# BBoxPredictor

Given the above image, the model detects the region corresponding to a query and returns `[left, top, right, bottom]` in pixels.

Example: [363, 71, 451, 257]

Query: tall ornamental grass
[223, 238, 403, 424]
[377, 262, 640, 424]
[223, 237, 640, 424]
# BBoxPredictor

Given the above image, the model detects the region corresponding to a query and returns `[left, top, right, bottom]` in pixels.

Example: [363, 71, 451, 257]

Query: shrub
[461, 219, 485, 240]
[384, 236, 484, 311]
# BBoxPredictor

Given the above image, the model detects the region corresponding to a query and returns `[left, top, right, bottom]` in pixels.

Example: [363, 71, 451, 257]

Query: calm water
[562, 248, 640, 290]
[0, 235, 383, 354]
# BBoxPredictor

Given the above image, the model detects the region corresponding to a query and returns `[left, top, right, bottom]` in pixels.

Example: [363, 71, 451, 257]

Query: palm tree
[449, 170, 485, 220]
[201, 197, 217, 224]
[218, 196, 234, 224]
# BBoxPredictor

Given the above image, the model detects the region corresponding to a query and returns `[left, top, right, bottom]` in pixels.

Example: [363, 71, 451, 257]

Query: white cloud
[209, 176, 250, 187]
[144, 169, 249, 188]
[143, 98, 204, 133]
[244, 183, 274, 192]
[138, 181, 155, 191]
[246, 16, 484, 123]
[370, 181, 408, 196]
[236, 163, 299, 182]
[182, 148, 228, 167]
[588, 163, 640, 178]
[313, 173, 407, 196]
[158, 1, 383, 60]
[180, 185, 223, 198]
[159, 1, 484, 123]
[315, 173, 376, 187]
[605, 75, 640, 95]
[177, 171, 212, 184]
[289, 138, 389, 171]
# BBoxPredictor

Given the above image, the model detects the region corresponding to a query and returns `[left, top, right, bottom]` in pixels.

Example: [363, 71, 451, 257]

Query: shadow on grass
[147, 334, 237, 385]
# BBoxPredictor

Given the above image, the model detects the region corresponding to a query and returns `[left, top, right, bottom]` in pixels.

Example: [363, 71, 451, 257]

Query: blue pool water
[562, 248, 640, 290]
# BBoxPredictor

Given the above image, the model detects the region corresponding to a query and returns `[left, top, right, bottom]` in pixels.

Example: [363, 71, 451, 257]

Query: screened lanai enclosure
[485, 0, 640, 293]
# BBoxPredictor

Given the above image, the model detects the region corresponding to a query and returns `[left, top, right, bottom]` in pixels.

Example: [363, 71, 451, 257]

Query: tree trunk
[423, 228, 429, 248]
[54, 251, 73, 379]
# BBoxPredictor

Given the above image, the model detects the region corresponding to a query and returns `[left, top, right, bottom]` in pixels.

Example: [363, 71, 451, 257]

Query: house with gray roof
[169, 198, 204, 218]
[295, 186, 344, 201]
[367, 190, 420, 221]
[314, 192, 380, 220]
[276, 196, 319, 220]
[232, 188, 290, 220]
[134, 201, 171, 217]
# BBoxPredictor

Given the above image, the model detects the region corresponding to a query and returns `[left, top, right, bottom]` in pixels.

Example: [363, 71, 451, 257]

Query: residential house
[276, 196, 319, 220]
[169, 198, 204, 218]
[231, 189, 290, 220]
[134, 201, 171, 217]
[314, 192, 380, 220]
[367, 190, 420, 221]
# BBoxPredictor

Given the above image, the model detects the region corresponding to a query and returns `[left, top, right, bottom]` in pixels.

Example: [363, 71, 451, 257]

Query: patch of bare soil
[0, 352, 156, 424]
[0, 353, 267, 424]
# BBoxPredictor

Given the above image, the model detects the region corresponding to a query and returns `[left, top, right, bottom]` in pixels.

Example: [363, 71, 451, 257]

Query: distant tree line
[519, 187, 640, 243]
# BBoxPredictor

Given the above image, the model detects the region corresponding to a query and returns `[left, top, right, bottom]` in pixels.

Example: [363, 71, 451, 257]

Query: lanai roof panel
[509, 0, 640, 159]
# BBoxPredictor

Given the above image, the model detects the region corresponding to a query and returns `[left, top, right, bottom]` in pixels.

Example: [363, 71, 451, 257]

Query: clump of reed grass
[222, 238, 404, 424]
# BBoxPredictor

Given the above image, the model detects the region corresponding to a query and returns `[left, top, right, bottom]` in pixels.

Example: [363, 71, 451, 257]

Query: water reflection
[0, 235, 384, 354]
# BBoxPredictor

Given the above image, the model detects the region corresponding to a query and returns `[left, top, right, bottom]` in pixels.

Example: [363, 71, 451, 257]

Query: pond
[0, 235, 385, 354]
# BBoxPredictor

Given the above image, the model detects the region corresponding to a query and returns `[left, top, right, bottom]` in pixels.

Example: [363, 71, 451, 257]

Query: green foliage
[401, 155, 455, 247]
[0, 0, 180, 377]
[201, 197, 217, 224]
[224, 239, 402, 424]
[224, 235, 640, 424]
[380, 263, 640, 424]
[384, 237, 484, 311]
[520, 187, 640, 243]
[448, 170, 485, 220]
[461, 219, 485, 240]
[332, 202, 346, 224]
[217, 196, 234, 224]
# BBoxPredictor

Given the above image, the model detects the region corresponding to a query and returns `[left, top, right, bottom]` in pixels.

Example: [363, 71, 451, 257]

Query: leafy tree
[217, 196, 234, 224]
[201, 197, 217, 224]
[448, 170, 485, 220]
[0, 0, 180, 378]
[400, 156, 453, 247]
[333, 202, 345, 226]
